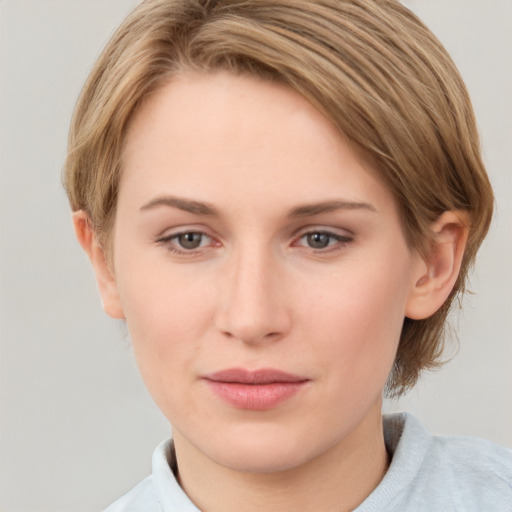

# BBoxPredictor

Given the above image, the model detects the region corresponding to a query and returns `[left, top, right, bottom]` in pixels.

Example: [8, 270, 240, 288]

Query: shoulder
[102, 439, 200, 512]
[102, 475, 161, 512]
[358, 413, 512, 512]
[425, 429, 512, 500]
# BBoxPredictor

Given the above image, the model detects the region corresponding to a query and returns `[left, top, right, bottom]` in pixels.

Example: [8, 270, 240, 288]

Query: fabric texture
[103, 413, 512, 512]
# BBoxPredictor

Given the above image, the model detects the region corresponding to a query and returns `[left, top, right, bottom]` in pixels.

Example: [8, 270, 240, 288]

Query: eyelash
[156, 229, 353, 256]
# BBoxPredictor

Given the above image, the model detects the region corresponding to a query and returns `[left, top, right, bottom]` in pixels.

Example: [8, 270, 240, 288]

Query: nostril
[219, 325, 284, 345]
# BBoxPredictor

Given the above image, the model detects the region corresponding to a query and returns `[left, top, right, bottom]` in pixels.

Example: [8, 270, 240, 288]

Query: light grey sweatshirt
[104, 413, 512, 511]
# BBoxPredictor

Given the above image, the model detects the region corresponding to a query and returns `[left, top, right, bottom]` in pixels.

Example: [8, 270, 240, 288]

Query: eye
[156, 230, 215, 254]
[295, 230, 352, 252]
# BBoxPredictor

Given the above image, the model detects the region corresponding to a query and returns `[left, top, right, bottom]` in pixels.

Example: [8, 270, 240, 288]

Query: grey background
[0, 1, 510, 511]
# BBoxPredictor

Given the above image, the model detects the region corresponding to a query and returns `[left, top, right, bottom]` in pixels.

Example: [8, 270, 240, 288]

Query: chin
[196, 422, 332, 474]
[215, 445, 311, 474]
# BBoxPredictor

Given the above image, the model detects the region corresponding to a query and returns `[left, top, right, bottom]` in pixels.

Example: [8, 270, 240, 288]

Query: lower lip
[205, 380, 308, 410]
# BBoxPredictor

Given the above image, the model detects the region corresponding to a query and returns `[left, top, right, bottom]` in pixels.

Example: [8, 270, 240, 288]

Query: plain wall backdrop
[0, 1, 510, 511]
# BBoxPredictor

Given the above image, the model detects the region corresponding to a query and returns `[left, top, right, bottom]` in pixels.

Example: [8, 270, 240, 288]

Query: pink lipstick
[203, 368, 309, 410]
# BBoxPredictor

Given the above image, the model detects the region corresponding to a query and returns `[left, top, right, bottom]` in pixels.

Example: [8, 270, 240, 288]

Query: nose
[215, 245, 292, 345]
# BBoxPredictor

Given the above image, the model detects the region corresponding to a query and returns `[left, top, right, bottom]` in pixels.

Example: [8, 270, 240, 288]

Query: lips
[203, 368, 310, 410]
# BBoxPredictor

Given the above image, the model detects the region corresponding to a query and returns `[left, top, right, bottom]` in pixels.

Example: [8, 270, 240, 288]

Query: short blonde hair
[64, 0, 494, 396]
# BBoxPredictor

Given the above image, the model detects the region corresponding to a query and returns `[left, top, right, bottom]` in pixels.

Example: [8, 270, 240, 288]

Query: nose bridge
[216, 240, 290, 344]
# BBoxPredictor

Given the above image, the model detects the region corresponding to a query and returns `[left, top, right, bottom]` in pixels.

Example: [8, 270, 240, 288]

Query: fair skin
[74, 72, 468, 512]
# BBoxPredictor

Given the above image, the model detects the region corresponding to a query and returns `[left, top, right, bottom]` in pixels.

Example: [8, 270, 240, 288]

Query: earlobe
[405, 211, 469, 320]
[72, 211, 125, 319]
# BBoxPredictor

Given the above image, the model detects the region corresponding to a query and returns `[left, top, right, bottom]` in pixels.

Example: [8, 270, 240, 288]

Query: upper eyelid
[292, 225, 354, 239]
[293, 231, 352, 245]
[298, 231, 351, 239]
[157, 231, 215, 247]
[155, 225, 215, 240]
[158, 230, 208, 239]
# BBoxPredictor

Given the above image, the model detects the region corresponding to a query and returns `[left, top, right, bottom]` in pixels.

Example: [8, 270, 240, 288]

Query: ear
[405, 211, 469, 320]
[72, 211, 125, 319]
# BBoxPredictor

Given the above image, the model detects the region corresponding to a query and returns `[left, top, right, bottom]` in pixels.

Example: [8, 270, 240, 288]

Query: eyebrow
[140, 196, 220, 216]
[139, 195, 377, 217]
[287, 200, 377, 217]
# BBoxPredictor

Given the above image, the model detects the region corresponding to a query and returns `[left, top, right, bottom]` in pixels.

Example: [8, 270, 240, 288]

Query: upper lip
[203, 368, 309, 384]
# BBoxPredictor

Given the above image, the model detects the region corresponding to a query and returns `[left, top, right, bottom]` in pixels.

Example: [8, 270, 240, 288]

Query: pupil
[308, 233, 329, 248]
[179, 233, 202, 249]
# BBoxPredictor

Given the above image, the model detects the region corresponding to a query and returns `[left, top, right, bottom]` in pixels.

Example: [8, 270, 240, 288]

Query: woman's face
[109, 71, 423, 472]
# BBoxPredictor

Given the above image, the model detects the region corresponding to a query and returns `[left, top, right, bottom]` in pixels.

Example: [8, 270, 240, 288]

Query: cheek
[114, 255, 217, 379]
[299, 258, 410, 384]
[117, 270, 218, 420]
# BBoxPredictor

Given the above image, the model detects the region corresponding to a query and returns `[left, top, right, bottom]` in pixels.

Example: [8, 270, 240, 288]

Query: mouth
[202, 368, 310, 410]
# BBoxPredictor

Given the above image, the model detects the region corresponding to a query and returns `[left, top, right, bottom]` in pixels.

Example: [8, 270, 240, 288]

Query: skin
[74, 71, 468, 512]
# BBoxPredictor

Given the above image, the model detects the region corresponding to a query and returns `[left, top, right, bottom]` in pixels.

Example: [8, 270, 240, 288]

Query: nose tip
[217, 289, 290, 345]
[214, 253, 291, 345]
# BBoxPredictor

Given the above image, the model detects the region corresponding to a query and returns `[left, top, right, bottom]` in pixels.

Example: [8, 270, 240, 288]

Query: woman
[64, 0, 511, 510]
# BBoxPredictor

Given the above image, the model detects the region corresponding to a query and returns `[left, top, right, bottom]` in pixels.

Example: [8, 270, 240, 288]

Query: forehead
[120, 71, 397, 219]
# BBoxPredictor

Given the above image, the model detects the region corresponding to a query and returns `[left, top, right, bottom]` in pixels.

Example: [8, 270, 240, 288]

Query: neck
[173, 401, 389, 512]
